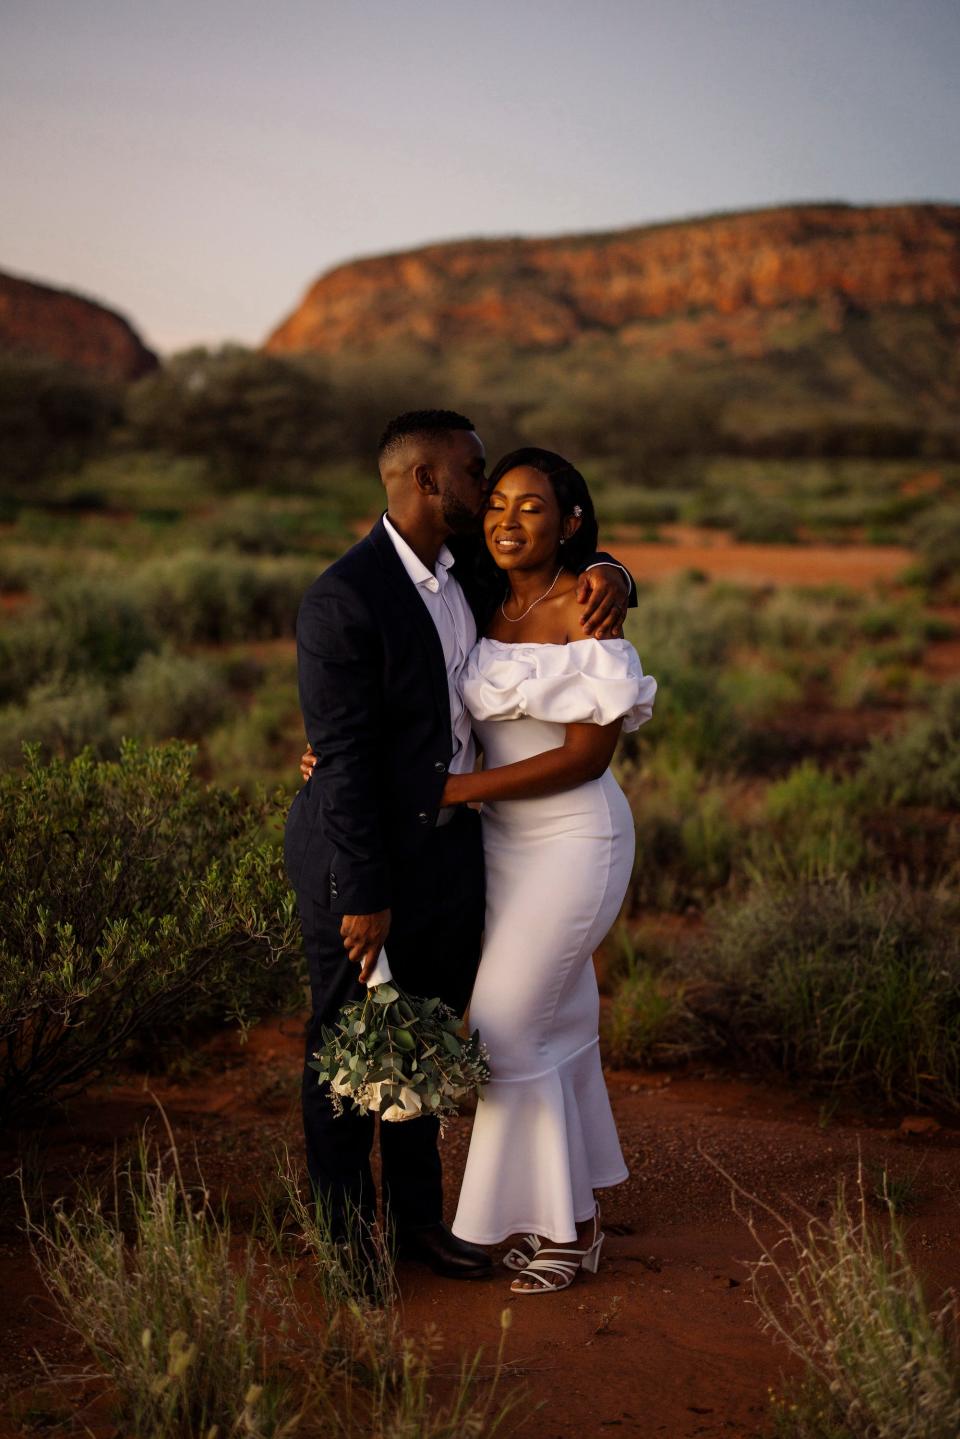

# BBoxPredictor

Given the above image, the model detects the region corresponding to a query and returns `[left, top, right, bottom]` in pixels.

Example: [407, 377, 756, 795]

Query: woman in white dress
[439, 448, 656, 1295]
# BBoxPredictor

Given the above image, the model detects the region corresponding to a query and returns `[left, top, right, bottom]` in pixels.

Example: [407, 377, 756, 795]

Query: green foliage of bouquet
[309, 983, 490, 1121]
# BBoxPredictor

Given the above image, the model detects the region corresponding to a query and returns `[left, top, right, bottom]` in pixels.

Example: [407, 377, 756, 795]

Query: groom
[285, 410, 633, 1279]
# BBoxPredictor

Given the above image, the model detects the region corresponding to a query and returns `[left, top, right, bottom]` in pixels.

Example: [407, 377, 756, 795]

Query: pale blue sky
[2, 0, 958, 352]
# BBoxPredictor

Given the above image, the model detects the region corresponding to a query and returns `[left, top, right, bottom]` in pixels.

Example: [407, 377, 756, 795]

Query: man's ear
[413, 462, 439, 496]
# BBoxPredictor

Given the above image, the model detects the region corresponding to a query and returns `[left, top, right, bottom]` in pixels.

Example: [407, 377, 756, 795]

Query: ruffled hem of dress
[451, 1169, 631, 1248]
[451, 1038, 628, 1247]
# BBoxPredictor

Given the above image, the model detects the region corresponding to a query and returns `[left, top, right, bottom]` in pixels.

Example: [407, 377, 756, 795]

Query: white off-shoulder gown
[451, 637, 657, 1246]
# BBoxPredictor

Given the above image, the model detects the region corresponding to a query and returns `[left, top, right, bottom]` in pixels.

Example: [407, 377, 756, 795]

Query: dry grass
[704, 1151, 960, 1439]
[24, 1132, 528, 1438]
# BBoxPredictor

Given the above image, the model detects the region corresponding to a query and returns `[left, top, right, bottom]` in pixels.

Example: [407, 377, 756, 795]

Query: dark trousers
[298, 807, 485, 1239]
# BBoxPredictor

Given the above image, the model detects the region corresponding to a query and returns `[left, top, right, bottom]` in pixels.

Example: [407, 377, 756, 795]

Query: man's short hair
[377, 409, 475, 460]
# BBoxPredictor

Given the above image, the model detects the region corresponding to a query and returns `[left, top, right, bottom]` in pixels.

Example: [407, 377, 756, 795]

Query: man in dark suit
[285, 410, 632, 1279]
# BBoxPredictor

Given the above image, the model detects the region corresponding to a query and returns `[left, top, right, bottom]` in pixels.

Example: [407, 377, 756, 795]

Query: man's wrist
[583, 560, 631, 592]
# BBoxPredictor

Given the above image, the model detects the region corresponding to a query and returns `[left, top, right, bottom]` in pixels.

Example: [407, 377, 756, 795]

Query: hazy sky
[2, 0, 958, 353]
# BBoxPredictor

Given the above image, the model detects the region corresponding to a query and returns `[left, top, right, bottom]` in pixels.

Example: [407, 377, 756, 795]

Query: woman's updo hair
[486, 447, 599, 572]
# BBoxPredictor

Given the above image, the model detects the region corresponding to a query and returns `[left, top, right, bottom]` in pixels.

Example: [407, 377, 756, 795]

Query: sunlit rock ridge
[0, 269, 158, 381]
[264, 203, 960, 359]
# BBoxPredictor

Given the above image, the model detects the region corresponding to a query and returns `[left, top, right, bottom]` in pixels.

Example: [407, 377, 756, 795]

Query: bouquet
[308, 954, 490, 1122]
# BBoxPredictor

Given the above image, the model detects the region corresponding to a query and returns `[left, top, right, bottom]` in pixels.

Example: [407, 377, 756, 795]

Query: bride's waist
[479, 768, 630, 828]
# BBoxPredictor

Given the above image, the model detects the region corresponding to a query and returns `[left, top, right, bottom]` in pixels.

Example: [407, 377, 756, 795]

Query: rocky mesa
[264, 202, 960, 359]
[0, 269, 157, 381]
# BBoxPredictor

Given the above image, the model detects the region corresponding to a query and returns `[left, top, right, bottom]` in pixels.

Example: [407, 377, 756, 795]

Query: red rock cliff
[264, 203, 960, 357]
[0, 270, 158, 381]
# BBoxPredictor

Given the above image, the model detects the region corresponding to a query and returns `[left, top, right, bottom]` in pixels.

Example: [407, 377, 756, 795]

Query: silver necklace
[500, 566, 564, 623]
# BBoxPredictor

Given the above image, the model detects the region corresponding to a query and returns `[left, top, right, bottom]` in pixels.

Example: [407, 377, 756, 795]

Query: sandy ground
[608, 526, 912, 591]
[1, 535, 955, 1437]
[1, 1018, 958, 1439]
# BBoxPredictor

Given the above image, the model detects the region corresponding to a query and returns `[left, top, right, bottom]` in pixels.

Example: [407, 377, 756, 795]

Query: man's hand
[577, 565, 630, 638]
[340, 909, 391, 984]
[300, 742, 317, 784]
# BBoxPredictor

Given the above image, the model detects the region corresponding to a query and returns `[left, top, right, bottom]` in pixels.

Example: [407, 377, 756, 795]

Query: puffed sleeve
[464, 638, 656, 731]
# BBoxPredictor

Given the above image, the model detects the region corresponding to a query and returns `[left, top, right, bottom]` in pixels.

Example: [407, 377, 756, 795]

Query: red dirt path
[610, 526, 912, 590]
[1, 1018, 957, 1439]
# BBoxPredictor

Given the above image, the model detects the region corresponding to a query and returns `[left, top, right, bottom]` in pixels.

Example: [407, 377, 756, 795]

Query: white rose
[364, 1082, 423, 1122]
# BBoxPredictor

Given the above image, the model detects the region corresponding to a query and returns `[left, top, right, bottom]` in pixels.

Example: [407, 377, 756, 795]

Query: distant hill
[0, 269, 157, 382]
[264, 203, 960, 448]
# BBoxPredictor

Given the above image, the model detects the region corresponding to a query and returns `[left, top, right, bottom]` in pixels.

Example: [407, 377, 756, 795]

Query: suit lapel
[368, 517, 452, 745]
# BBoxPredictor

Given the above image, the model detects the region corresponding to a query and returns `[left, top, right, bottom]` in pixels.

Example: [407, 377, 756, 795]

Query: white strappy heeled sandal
[502, 1232, 541, 1272]
[508, 1205, 604, 1295]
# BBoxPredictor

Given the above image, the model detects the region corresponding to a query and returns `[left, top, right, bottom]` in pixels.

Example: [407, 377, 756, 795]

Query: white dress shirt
[382, 515, 477, 781]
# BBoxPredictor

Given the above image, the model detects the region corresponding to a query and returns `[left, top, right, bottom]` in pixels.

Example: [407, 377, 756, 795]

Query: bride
[300, 446, 656, 1295]
[437, 447, 656, 1294]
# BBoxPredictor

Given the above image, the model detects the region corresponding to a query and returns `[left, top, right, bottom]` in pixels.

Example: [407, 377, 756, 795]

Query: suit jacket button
[434, 761, 447, 773]
[417, 811, 429, 824]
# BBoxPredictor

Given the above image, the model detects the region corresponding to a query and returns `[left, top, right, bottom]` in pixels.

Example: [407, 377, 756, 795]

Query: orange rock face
[0, 270, 157, 381]
[264, 203, 960, 357]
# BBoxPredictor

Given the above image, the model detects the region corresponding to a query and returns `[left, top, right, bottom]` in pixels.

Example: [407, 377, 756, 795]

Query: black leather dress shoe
[396, 1222, 493, 1279]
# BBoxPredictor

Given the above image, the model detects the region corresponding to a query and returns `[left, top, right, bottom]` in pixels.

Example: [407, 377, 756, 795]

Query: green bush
[47, 573, 160, 677]
[126, 346, 341, 486]
[0, 574, 159, 704]
[625, 758, 745, 910]
[858, 680, 960, 808]
[119, 651, 229, 741]
[134, 551, 315, 644]
[0, 353, 121, 487]
[687, 877, 960, 1109]
[910, 501, 960, 587]
[0, 742, 301, 1119]
[729, 494, 799, 543]
[751, 760, 870, 878]
[604, 952, 701, 1067]
[0, 677, 113, 767]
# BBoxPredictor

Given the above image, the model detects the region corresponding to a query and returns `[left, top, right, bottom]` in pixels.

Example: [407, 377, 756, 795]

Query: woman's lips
[494, 536, 524, 551]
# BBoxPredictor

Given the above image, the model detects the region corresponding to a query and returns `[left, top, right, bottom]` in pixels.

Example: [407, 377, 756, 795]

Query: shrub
[688, 877, 960, 1109]
[46, 573, 160, 677]
[858, 680, 960, 809]
[757, 587, 858, 655]
[0, 676, 113, 766]
[0, 742, 302, 1119]
[0, 353, 121, 486]
[0, 573, 159, 705]
[730, 1162, 960, 1439]
[605, 955, 702, 1067]
[751, 760, 869, 878]
[0, 615, 70, 704]
[625, 758, 745, 910]
[126, 346, 341, 486]
[911, 502, 960, 588]
[134, 551, 315, 644]
[119, 651, 229, 740]
[729, 494, 799, 543]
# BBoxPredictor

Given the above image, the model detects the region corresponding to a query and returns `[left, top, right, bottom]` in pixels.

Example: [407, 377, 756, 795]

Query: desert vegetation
[1, 344, 959, 1435]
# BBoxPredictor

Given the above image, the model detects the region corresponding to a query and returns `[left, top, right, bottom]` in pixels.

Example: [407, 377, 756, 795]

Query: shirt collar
[383, 514, 454, 588]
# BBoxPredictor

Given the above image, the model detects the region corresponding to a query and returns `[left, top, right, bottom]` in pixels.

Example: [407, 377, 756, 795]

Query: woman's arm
[441, 719, 622, 805]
